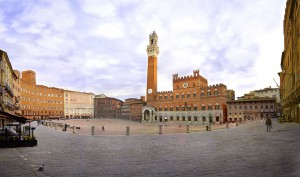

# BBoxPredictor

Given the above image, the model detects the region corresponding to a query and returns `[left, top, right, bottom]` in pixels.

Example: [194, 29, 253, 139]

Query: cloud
[0, 0, 286, 100]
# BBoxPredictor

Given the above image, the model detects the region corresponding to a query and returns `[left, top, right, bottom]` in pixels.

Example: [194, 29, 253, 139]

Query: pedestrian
[265, 117, 272, 132]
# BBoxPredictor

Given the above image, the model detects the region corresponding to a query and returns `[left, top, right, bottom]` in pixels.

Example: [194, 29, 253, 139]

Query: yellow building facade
[0, 50, 25, 127]
[280, 0, 300, 123]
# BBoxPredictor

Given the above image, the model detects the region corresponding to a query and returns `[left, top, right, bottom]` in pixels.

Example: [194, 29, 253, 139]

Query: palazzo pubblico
[142, 31, 229, 124]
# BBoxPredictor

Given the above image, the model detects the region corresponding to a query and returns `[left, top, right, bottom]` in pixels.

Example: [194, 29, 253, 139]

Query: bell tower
[146, 31, 159, 102]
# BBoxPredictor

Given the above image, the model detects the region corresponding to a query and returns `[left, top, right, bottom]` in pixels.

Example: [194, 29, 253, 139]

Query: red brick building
[142, 32, 229, 124]
[20, 70, 64, 120]
[94, 94, 123, 119]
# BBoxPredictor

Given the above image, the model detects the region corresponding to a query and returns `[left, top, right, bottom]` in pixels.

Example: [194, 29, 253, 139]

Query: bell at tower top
[147, 31, 159, 57]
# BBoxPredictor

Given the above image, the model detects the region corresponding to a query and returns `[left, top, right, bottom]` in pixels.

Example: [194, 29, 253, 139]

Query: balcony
[0, 86, 3, 95]
[5, 83, 14, 98]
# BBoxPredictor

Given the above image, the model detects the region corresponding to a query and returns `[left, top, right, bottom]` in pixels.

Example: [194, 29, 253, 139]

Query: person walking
[265, 117, 272, 132]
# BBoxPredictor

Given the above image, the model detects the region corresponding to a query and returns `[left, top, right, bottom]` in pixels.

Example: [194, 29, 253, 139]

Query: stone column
[91, 126, 95, 135]
[126, 126, 130, 135]
[159, 125, 162, 134]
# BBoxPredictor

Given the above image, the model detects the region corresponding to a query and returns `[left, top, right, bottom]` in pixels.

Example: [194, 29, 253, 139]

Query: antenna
[273, 78, 279, 88]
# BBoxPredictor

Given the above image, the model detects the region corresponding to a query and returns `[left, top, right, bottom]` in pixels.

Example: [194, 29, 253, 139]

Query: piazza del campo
[0, 0, 300, 176]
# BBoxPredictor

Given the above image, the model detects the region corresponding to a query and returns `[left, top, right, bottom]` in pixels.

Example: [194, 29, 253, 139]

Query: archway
[144, 110, 150, 122]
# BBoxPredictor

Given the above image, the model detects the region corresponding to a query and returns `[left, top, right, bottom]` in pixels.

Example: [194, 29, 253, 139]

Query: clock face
[183, 83, 188, 88]
[148, 88, 153, 94]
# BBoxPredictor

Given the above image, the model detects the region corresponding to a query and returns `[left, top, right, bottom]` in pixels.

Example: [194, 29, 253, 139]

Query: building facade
[253, 87, 281, 116]
[94, 94, 123, 118]
[280, 0, 300, 123]
[0, 50, 24, 127]
[227, 98, 276, 122]
[20, 70, 64, 120]
[64, 90, 94, 119]
[142, 32, 229, 124]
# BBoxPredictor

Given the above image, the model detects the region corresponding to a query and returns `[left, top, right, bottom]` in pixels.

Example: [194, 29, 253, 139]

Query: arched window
[214, 89, 218, 95]
[202, 104, 205, 110]
[215, 103, 220, 110]
[194, 116, 198, 121]
[207, 90, 211, 96]
[193, 92, 197, 98]
[194, 104, 197, 110]
[208, 104, 212, 110]
[187, 105, 191, 111]
[187, 92, 191, 98]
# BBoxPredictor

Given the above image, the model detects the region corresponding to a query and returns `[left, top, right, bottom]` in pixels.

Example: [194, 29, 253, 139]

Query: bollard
[55, 123, 57, 130]
[102, 126, 105, 131]
[159, 125, 162, 134]
[126, 126, 130, 136]
[73, 126, 76, 134]
[209, 124, 211, 131]
[91, 126, 95, 135]
[186, 125, 189, 133]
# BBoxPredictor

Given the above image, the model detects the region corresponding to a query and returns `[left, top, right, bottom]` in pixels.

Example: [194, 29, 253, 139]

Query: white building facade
[64, 90, 94, 119]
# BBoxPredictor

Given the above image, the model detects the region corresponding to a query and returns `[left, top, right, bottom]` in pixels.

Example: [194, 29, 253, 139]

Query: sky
[0, 0, 286, 101]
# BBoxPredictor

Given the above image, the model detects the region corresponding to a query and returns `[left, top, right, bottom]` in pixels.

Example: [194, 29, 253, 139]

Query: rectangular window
[215, 105, 220, 110]
[207, 92, 211, 96]
[164, 107, 168, 111]
[244, 106, 247, 109]
[187, 94, 190, 98]
[194, 106, 197, 110]
[193, 93, 197, 98]
[202, 105, 205, 110]
[187, 107, 191, 111]
[170, 95, 173, 99]
[176, 95, 179, 99]
[176, 107, 179, 111]
[170, 107, 173, 111]
[164, 96, 168, 99]
[182, 107, 185, 111]
[159, 96, 162, 100]
[181, 94, 185, 99]
[201, 92, 204, 97]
